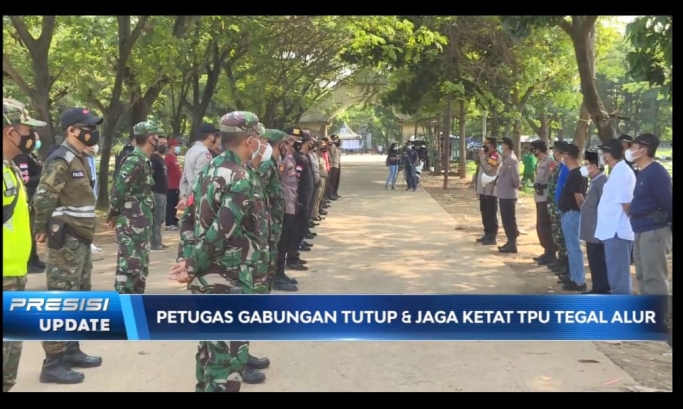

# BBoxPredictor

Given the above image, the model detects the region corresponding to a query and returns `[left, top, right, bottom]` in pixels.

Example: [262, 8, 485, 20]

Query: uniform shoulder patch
[487, 158, 497, 167]
[18, 163, 28, 169]
[278, 163, 285, 172]
[206, 151, 212, 159]
[548, 161, 556, 171]
[295, 164, 303, 172]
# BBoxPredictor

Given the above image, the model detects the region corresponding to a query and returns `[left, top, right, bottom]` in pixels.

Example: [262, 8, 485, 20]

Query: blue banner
[2, 292, 669, 341]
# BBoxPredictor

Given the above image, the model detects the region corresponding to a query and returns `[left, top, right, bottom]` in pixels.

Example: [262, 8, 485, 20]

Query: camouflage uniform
[255, 129, 286, 293]
[546, 164, 567, 259]
[186, 111, 266, 393]
[107, 121, 158, 294]
[3, 98, 45, 392]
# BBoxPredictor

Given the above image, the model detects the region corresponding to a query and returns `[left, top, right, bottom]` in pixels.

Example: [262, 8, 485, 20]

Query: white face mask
[174, 146, 181, 154]
[579, 166, 589, 178]
[92, 145, 99, 155]
[625, 148, 643, 162]
[261, 143, 273, 162]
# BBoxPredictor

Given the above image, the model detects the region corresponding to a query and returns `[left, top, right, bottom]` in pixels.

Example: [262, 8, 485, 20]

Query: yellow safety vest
[3, 160, 31, 276]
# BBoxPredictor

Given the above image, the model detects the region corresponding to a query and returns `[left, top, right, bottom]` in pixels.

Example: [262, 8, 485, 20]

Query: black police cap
[61, 107, 103, 130]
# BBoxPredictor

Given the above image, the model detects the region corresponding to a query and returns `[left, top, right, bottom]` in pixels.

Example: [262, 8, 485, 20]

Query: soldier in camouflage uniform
[33, 107, 105, 384]
[107, 120, 160, 294]
[171, 111, 270, 392]
[546, 141, 567, 274]
[3, 98, 46, 392]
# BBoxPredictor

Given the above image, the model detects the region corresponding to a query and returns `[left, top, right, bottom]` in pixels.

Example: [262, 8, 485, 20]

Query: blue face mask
[174, 146, 180, 154]
[34, 139, 42, 151]
[497, 145, 503, 155]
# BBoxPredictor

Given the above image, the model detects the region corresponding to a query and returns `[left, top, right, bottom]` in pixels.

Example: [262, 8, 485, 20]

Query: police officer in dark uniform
[286, 127, 314, 269]
[14, 132, 45, 273]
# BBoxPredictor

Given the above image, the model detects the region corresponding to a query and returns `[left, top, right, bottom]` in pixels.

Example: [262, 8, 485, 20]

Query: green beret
[264, 129, 287, 142]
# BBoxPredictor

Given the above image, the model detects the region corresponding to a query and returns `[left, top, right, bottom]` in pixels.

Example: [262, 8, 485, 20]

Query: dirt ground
[420, 172, 672, 392]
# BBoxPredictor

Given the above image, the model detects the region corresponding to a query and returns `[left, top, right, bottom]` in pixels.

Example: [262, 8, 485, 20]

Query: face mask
[248, 136, 264, 160]
[149, 137, 159, 150]
[321, 147, 327, 152]
[34, 139, 42, 151]
[75, 128, 100, 147]
[579, 166, 589, 178]
[10, 129, 36, 154]
[92, 145, 99, 155]
[294, 142, 303, 151]
[174, 146, 181, 154]
[483, 146, 490, 153]
[497, 145, 503, 155]
[158, 146, 168, 154]
[625, 148, 643, 162]
[261, 143, 273, 162]
[334, 141, 341, 147]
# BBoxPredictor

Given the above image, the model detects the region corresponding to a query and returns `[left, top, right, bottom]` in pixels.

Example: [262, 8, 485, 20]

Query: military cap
[564, 143, 580, 158]
[257, 123, 266, 137]
[530, 140, 547, 150]
[133, 119, 162, 136]
[283, 126, 303, 138]
[618, 134, 633, 143]
[501, 137, 513, 148]
[263, 129, 287, 142]
[60, 107, 103, 130]
[584, 150, 599, 164]
[485, 137, 498, 144]
[633, 133, 660, 149]
[219, 111, 261, 134]
[3, 98, 47, 127]
[597, 138, 623, 156]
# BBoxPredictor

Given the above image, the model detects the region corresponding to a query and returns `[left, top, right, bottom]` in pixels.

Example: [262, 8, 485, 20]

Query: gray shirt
[308, 151, 321, 185]
[329, 144, 341, 168]
[579, 172, 607, 243]
[534, 155, 555, 203]
[474, 151, 502, 196]
[179, 141, 212, 198]
[277, 154, 298, 215]
[497, 151, 520, 200]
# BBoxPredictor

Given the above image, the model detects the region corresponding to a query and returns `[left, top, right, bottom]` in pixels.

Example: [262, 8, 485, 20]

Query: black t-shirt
[558, 167, 587, 212]
[150, 154, 168, 194]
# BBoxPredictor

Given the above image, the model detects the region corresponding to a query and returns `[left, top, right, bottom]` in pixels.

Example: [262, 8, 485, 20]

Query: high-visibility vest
[3, 160, 31, 277]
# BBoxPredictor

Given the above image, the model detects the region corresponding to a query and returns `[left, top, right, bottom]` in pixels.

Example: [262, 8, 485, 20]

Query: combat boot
[305, 233, 316, 240]
[498, 240, 518, 254]
[247, 354, 271, 370]
[242, 368, 266, 384]
[64, 341, 102, 368]
[40, 353, 85, 384]
[476, 235, 488, 243]
[481, 236, 497, 246]
[286, 261, 308, 271]
[272, 277, 299, 292]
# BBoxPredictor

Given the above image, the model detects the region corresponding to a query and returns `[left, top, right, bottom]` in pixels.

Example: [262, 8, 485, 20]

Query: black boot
[246, 354, 270, 370]
[272, 276, 299, 292]
[286, 261, 308, 271]
[64, 341, 102, 368]
[242, 368, 266, 384]
[40, 353, 85, 384]
[481, 236, 497, 245]
[538, 254, 557, 265]
[498, 240, 518, 253]
[476, 235, 487, 243]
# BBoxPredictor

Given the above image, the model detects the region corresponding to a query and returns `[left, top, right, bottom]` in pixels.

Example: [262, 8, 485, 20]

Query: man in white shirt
[177, 123, 220, 209]
[594, 139, 636, 294]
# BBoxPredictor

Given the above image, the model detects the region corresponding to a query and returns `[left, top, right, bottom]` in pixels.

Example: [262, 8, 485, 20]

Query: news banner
[2, 292, 669, 342]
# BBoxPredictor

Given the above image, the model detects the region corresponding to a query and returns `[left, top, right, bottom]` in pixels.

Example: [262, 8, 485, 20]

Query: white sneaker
[91, 244, 103, 254]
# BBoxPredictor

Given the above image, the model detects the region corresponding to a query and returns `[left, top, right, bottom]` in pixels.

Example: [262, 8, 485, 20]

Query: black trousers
[479, 194, 498, 236]
[535, 201, 557, 255]
[308, 183, 319, 222]
[276, 214, 296, 275]
[586, 242, 610, 293]
[499, 198, 518, 241]
[165, 189, 180, 226]
[328, 168, 340, 197]
[289, 203, 310, 260]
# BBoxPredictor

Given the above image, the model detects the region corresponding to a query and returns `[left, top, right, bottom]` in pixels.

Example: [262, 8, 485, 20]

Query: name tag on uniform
[71, 171, 85, 178]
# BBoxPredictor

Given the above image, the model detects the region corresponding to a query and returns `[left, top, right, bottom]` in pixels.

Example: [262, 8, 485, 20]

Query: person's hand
[35, 233, 47, 243]
[107, 220, 115, 229]
[169, 260, 190, 282]
[176, 197, 187, 211]
[478, 148, 485, 158]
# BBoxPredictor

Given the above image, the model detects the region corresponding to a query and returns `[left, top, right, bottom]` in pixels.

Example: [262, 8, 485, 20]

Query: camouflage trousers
[114, 222, 150, 294]
[547, 201, 567, 259]
[43, 235, 92, 355]
[312, 177, 327, 219]
[191, 288, 249, 392]
[3, 275, 27, 392]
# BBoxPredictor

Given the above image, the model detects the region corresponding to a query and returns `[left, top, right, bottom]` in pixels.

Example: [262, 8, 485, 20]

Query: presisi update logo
[9, 297, 111, 332]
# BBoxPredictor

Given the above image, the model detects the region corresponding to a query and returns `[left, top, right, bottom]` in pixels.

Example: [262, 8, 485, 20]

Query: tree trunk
[458, 100, 467, 179]
[512, 121, 522, 158]
[573, 102, 591, 156]
[567, 18, 615, 142]
[490, 110, 500, 137]
[443, 97, 452, 189]
[129, 78, 168, 132]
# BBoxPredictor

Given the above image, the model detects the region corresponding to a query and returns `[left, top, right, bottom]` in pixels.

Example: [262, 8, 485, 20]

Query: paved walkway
[13, 155, 636, 392]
